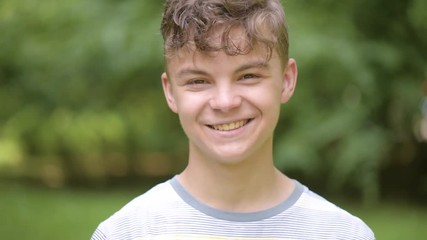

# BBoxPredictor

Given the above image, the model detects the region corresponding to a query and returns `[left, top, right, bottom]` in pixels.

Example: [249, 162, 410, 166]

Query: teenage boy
[91, 0, 375, 239]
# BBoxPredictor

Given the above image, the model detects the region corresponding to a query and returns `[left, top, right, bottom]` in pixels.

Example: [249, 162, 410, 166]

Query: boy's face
[161, 35, 297, 166]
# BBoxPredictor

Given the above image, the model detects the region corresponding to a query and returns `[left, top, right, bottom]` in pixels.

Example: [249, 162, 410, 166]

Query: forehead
[166, 45, 270, 69]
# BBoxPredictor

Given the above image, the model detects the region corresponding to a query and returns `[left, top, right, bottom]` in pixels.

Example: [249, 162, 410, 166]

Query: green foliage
[0, 0, 181, 181]
[275, 0, 426, 202]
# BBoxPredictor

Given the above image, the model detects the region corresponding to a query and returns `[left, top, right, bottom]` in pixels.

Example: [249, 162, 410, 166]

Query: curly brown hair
[160, 0, 289, 63]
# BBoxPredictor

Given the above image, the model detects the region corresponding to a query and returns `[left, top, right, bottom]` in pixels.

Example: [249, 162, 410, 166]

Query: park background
[0, 0, 426, 239]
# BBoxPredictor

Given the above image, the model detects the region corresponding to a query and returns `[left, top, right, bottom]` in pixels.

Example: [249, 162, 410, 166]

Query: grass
[1, 182, 426, 240]
[341, 200, 427, 240]
[0, 182, 141, 240]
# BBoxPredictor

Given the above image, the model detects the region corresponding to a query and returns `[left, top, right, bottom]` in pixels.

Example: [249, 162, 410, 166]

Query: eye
[189, 79, 207, 85]
[185, 79, 211, 91]
[240, 74, 259, 80]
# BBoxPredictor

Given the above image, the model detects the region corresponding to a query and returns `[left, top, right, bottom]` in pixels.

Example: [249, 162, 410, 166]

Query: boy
[91, 0, 375, 239]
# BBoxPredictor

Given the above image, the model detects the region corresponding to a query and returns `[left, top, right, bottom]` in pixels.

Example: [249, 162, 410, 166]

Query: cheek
[177, 106, 196, 138]
[245, 85, 282, 124]
[245, 83, 282, 106]
[175, 93, 206, 122]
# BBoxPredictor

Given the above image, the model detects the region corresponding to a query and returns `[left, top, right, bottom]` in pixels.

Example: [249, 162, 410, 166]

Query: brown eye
[189, 79, 206, 85]
[241, 74, 258, 80]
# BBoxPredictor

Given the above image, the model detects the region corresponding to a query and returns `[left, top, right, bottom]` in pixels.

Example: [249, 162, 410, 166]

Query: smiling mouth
[208, 119, 253, 131]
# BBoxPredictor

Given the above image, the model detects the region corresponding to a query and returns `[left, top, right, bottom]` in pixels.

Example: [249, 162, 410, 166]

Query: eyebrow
[175, 60, 270, 79]
[235, 60, 270, 73]
[176, 68, 209, 79]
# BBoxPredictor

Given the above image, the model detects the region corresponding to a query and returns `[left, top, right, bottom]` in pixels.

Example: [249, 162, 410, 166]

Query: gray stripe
[169, 175, 304, 222]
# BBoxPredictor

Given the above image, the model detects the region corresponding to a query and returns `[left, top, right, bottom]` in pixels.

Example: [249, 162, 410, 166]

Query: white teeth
[211, 120, 248, 131]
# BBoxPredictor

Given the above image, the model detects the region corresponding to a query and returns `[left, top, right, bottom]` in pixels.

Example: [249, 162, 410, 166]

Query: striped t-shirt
[91, 176, 375, 240]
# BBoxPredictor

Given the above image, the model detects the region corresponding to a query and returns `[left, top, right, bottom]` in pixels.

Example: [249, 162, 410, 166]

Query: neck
[178, 146, 294, 212]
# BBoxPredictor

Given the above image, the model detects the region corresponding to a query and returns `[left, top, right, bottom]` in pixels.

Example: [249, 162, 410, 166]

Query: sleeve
[90, 227, 108, 240]
[351, 217, 376, 240]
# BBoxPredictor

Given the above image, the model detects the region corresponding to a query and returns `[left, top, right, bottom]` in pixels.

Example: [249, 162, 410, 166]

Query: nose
[209, 85, 242, 112]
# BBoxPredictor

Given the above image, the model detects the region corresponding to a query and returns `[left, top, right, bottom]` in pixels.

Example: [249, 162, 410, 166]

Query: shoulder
[291, 182, 376, 240]
[112, 179, 178, 217]
[91, 179, 178, 240]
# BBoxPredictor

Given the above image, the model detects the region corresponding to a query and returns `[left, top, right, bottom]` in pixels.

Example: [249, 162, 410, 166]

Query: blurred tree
[275, 0, 426, 203]
[0, 0, 179, 185]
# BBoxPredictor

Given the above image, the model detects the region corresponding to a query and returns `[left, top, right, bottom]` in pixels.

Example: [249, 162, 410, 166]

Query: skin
[161, 33, 298, 212]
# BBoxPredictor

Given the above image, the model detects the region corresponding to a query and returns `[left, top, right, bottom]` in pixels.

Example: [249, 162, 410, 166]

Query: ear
[280, 58, 298, 104]
[161, 72, 178, 113]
